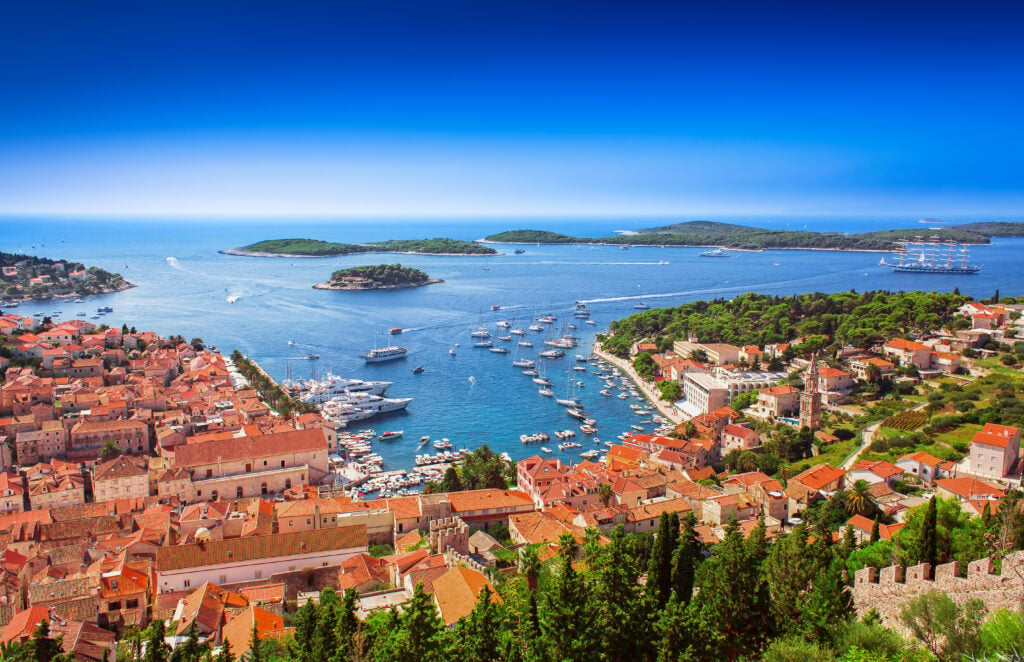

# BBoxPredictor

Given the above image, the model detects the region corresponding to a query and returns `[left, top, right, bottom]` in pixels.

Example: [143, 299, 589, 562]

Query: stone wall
[429, 516, 469, 556]
[852, 550, 1024, 627]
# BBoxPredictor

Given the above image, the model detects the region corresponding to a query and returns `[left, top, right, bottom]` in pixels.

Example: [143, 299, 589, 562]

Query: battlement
[429, 515, 469, 556]
[852, 551, 1024, 627]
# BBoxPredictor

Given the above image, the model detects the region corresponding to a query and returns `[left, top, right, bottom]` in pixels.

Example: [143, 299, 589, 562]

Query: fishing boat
[378, 430, 404, 441]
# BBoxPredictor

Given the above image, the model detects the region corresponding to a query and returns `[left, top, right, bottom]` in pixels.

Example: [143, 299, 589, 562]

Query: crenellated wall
[852, 550, 1024, 627]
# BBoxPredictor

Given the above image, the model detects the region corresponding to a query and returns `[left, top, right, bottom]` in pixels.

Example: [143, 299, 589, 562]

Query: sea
[3, 215, 1023, 475]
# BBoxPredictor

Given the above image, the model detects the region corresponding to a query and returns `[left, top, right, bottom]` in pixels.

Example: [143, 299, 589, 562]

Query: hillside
[483, 220, 1024, 251]
[0, 252, 132, 302]
[225, 237, 497, 257]
[600, 290, 971, 357]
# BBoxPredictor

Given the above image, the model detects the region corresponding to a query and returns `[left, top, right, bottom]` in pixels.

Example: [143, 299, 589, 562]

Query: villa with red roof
[897, 451, 955, 485]
[969, 423, 1020, 479]
[849, 460, 905, 488]
[883, 338, 933, 370]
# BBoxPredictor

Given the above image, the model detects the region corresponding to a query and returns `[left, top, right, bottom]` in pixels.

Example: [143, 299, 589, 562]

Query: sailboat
[555, 367, 584, 408]
[633, 284, 649, 309]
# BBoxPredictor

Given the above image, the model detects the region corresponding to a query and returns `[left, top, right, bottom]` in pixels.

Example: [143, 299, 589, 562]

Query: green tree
[597, 482, 613, 506]
[246, 621, 262, 662]
[170, 625, 210, 662]
[670, 513, 700, 603]
[461, 585, 501, 662]
[899, 590, 986, 661]
[99, 439, 121, 463]
[29, 620, 65, 662]
[645, 511, 679, 608]
[396, 582, 441, 661]
[920, 497, 938, 568]
[980, 608, 1024, 658]
[695, 520, 774, 660]
[591, 526, 646, 661]
[540, 533, 595, 662]
[143, 620, 170, 662]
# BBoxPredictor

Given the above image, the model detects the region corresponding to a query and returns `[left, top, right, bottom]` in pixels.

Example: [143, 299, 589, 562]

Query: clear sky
[1, 0, 1022, 218]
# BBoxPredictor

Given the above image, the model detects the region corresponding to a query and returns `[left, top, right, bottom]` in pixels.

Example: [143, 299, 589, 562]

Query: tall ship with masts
[879, 238, 981, 274]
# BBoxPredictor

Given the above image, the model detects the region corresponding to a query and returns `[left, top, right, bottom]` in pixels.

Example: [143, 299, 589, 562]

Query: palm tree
[519, 545, 541, 592]
[845, 479, 873, 516]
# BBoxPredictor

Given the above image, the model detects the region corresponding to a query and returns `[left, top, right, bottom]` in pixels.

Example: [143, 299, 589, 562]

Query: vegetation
[327, 264, 432, 288]
[235, 237, 496, 256]
[0, 250, 131, 301]
[484, 220, 1024, 251]
[424, 444, 514, 493]
[230, 350, 316, 419]
[483, 229, 578, 244]
[602, 290, 969, 358]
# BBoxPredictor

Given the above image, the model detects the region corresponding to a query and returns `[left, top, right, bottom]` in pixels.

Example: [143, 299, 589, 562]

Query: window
[254, 570, 262, 579]
[237, 486, 244, 498]
[219, 574, 227, 583]
[183, 579, 190, 589]
[126, 599, 138, 609]
[246, 463, 252, 472]
[196, 490, 202, 497]
[281, 460, 286, 468]
[211, 490, 218, 501]
[261, 483, 268, 495]
[263, 460, 267, 466]
[285, 479, 292, 490]
[109, 601, 121, 611]
[206, 469, 213, 478]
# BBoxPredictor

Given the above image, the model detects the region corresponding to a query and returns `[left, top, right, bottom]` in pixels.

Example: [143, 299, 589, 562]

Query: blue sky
[1, 0, 1022, 218]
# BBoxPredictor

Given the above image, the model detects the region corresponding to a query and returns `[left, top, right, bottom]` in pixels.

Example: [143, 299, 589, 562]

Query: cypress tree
[247, 620, 262, 662]
[646, 511, 675, 608]
[592, 525, 645, 661]
[29, 620, 63, 662]
[335, 588, 360, 662]
[921, 497, 938, 567]
[144, 619, 171, 662]
[870, 516, 881, 544]
[398, 582, 442, 661]
[465, 585, 500, 662]
[214, 639, 233, 662]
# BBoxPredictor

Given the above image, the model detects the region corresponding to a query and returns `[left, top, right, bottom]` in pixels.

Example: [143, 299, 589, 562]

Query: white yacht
[293, 375, 393, 403]
[361, 346, 408, 363]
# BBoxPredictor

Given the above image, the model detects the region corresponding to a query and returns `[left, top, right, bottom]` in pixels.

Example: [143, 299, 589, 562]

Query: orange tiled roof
[156, 526, 367, 571]
[431, 567, 501, 626]
[791, 464, 845, 491]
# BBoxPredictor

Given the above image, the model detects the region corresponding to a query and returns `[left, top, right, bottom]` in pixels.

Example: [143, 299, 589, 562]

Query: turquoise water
[3, 216, 1023, 474]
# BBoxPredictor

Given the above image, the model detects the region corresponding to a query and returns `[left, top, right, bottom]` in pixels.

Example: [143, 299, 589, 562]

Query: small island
[0, 251, 133, 304]
[313, 264, 442, 291]
[482, 220, 1024, 251]
[224, 237, 497, 257]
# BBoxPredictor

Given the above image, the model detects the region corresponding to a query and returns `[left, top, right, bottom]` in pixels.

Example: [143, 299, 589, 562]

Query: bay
[3, 216, 1023, 475]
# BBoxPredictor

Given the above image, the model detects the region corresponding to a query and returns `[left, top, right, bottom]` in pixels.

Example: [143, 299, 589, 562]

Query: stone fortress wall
[852, 550, 1024, 627]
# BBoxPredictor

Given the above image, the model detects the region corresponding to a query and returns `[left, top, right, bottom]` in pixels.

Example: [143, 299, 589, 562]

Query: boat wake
[226, 294, 240, 304]
[165, 257, 182, 269]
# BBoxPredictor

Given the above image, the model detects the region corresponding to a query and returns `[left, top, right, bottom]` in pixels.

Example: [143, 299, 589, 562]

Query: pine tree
[29, 620, 63, 662]
[398, 582, 441, 661]
[289, 601, 319, 662]
[799, 557, 854, 644]
[592, 525, 646, 661]
[541, 533, 596, 662]
[144, 620, 171, 662]
[171, 625, 209, 662]
[247, 621, 262, 662]
[464, 585, 500, 662]
[214, 640, 234, 662]
[335, 588, 361, 662]
[764, 524, 822, 636]
[695, 520, 774, 660]
[646, 511, 676, 608]
[839, 522, 857, 559]
[670, 513, 699, 603]
[921, 497, 938, 567]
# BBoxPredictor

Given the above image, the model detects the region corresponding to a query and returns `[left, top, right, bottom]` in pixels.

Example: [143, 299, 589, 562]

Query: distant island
[0, 251, 133, 303]
[483, 220, 1024, 251]
[223, 237, 497, 257]
[313, 264, 442, 291]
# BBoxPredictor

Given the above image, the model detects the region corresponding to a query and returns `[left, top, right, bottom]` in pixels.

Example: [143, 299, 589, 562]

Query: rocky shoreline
[1, 282, 136, 305]
[312, 278, 444, 291]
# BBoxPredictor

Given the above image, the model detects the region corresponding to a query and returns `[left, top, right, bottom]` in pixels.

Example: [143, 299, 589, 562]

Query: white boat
[293, 374, 393, 403]
[489, 347, 510, 354]
[539, 349, 565, 359]
[541, 447, 553, 454]
[498, 335, 512, 342]
[518, 341, 534, 348]
[585, 320, 597, 326]
[510, 328, 526, 336]
[419, 436, 430, 445]
[533, 377, 553, 386]
[700, 248, 730, 257]
[576, 354, 588, 361]
[529, 324, 544, 332]
[512, 359, 536, 368]
[361, 346, 409, 363]
[580, 450, 600, 459]
[470, 327, 492, 338]
[496, 320, 511, 328]
[538, 388, 554, 397]
[378, 430, 404, 441]
[449, 347, 457, 356]
[473, 340, 493, 348]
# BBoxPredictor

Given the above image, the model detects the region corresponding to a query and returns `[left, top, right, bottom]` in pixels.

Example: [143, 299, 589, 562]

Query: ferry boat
[879, 239, 981, 274]
[378, 430, 403, 441]
[361, 346, 409, 363]
[700, 248, 730, 257]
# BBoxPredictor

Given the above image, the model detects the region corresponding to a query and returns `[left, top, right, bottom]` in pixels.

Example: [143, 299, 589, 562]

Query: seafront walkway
[593, 342, 687, 425]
